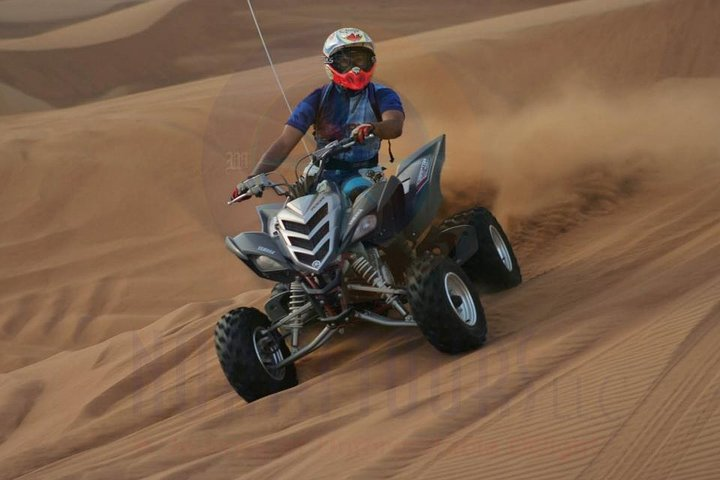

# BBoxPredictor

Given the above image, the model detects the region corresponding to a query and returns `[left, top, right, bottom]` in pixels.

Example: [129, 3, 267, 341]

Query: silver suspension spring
[350, 255, 382, 287]
[350, 255, 410, 319]
[288, 281, 307, 312]
[287, 280, 309, 351]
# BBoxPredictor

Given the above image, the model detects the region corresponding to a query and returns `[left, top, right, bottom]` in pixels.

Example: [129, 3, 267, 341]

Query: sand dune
[0, 0, 572, 112]
[0, 0, 190, 51]
[0, 0, 148, 23]
[0, 81, 50, 114]
[1, 0, 720, 478]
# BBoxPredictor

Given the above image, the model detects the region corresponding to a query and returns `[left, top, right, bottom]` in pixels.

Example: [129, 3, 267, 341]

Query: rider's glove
[230, 185, 244, 200]
[352, 123, 375, 144]
[230, 177, 252, 200]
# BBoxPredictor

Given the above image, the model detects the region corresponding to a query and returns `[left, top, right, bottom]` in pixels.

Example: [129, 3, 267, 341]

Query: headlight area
[252, 255, 288, 272]
[351, 214, 378, 242]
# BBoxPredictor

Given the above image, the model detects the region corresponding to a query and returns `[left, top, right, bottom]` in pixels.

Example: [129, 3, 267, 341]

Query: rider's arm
[251, 125, 304, 175]
[371, 110, 404, 139]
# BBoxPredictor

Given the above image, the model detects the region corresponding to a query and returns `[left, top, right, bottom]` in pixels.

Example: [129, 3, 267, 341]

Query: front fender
[225, 232, 295, 282]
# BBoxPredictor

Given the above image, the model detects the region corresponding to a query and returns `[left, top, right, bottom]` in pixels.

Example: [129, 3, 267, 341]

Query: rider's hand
[230, 176, 252, 200]
[351, 123, 375, 144]
[230, 184, 245, 201]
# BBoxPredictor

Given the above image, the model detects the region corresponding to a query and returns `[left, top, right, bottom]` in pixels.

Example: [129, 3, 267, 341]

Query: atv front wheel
[407, 253, 487, 353]
[214, 307, 297, 402]
[439, 208, 521, 292]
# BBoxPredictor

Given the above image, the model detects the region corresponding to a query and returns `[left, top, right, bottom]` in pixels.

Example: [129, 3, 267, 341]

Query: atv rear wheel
[439, 208, 521, 292]
[406, 253, 487, 353]
[214, 307, 297, 402]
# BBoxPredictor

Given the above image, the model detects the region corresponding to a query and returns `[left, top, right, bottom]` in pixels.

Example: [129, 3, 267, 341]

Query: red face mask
[325, 48, 376, 91]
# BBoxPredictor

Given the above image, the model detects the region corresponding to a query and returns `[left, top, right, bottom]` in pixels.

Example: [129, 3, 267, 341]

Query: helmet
[323, 27, 376, 91]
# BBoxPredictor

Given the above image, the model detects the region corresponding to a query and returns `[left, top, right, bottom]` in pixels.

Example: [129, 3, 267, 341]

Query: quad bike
[215, 134, 521, 402]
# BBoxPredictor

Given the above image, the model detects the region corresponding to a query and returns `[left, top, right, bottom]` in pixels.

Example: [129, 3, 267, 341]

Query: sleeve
[286, 87, 323, 133]
[374, 85, 405, 116]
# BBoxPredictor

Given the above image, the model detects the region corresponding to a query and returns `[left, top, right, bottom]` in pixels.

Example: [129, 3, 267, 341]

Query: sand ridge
[0, 0, 191, 51]
[0, 0, 150, 23]
[0, 0, 575, 112]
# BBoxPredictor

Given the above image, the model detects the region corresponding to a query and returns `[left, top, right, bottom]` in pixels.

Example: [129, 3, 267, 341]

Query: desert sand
[0, 0, 573, 110]
[1, 0, 719, 478]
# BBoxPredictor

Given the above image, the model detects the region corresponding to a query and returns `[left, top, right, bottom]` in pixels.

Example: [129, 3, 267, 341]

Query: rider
[234, 27, 405, 200]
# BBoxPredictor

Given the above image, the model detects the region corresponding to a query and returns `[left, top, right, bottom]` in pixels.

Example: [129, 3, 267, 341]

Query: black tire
[439, 207, 522, 292]
[214, 307, 297, 402]
[406, 253, 487, 353]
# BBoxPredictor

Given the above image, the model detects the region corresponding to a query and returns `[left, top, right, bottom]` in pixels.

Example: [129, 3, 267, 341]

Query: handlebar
[227, 173, 283, 205]
[228, 133, 375, 205]
[227, 191, 254, 204]
[312, 134, 364, 163]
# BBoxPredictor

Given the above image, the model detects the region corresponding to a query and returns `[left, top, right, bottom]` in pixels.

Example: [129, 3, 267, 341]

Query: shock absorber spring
[287, 280, 308, 351]
[350, 254, 410, 319]
[288, 281, 307, 312]
[350, 255, 382, 287]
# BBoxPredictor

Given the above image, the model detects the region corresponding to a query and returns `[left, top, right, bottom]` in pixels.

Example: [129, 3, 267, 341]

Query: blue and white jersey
[286, 82, 404, 167]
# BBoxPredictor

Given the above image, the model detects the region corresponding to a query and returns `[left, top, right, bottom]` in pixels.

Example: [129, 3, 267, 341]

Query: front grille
[296, 239, 330, 266]
[278, 202, 333, 269]
[316, 239, 330, 259]
[282, 204, 327, 234]
[288, 236, 314, 251]
[288, 223, 330, 251]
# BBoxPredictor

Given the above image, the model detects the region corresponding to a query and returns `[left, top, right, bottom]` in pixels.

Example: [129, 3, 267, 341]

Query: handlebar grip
[227, 191, 253, 205]
[343, 133, 374, 148]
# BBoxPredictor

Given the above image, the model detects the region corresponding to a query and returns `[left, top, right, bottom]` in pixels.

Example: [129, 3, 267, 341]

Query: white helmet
[323, 27, 375, 57]
[323, 27, 376, 91]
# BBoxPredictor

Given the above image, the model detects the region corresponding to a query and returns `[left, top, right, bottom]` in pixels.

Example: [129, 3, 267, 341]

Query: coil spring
[351, 254, 411, 320]
[289, 281, 306, 310]
[351, 255, 383, 288]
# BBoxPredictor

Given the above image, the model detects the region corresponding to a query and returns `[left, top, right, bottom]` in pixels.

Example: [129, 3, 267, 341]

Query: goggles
[327, 47, 375, 73]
